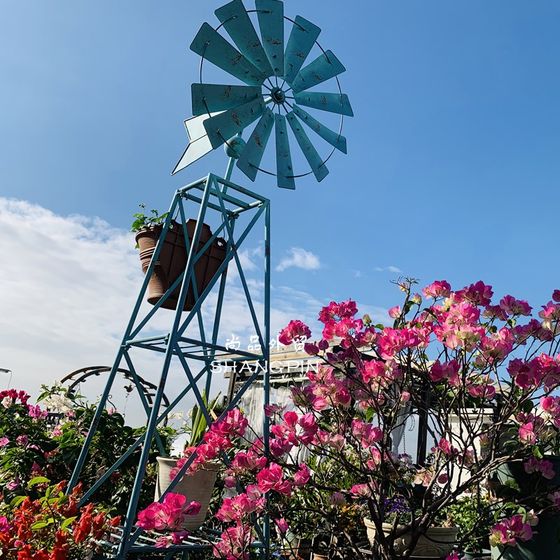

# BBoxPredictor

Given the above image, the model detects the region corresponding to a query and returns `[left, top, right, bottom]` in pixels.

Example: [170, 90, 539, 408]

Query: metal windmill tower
[68, 0, 352, 557]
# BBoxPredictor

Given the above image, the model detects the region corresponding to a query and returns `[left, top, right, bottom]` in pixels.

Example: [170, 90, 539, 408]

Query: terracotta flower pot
[364, 518, 458, 558]
[136, 220, 226, 311]
[155, 456, 220, 531]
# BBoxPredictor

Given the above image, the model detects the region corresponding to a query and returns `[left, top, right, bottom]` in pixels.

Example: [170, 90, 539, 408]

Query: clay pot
[364, 519, 458, 558]
[136, 220, 226, 311]
[155, 457, 220, 531]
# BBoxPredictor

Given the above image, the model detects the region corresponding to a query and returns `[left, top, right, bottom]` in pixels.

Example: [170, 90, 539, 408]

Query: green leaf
[10, 495, 26, 507]
[31, 519, 53, 530]
[27, 476, 50, 488]
[61, 516, 77, 531]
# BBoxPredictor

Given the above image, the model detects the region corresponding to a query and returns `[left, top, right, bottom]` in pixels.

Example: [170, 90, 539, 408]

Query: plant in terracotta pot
[131, 204, 226, 312]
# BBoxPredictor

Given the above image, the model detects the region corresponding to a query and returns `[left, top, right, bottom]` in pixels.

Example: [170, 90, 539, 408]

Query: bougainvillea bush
[138, 279, 560, 560]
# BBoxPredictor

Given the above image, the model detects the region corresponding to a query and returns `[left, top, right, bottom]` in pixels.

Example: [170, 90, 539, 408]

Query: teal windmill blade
[290, 50, 346, 93]
[292, 105, 348, 154]
[215, 0, 274, 77]
[190, 23, 266, 86]
[191, 84, 262, 116]
[237, 108, 275, 181]
[286, 111, 328, 182]
[203, 97, 266, 149]
[284, 16, 321, 85]
[173, 0, 353, 190]
[293, 92, 354, 117]
[274, 113, 295, 190]
[256, 0, 285, 77]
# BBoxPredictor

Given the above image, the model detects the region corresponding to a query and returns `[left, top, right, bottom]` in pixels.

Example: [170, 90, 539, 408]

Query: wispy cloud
[375, 265, 402, 274]
[1, 198, 395, 428]
[276, 247, 321, 272]
[0, 200, 323, 423]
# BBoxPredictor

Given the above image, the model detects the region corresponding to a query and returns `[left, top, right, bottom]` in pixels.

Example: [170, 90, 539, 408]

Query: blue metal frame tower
[68, 1, 352, 557]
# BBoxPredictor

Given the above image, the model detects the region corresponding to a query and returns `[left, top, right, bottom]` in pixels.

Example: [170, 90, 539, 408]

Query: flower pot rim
[364, 518, 458, 535]
[156, 456, 221, 471]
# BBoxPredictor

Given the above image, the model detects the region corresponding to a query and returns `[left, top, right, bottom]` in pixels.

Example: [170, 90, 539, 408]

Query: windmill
[68, 1, 352, 558]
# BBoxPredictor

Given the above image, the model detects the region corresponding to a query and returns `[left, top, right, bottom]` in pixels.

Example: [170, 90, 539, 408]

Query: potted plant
[447, 494, 492, 559]
[155, 393, 224, 531]
[131, 205, 227, 311]
[489, 456, 560, 559]
[363, 490, 459, 558]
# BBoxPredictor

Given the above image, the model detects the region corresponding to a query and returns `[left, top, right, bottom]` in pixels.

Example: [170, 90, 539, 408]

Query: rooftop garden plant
[136, 278, 560, 560]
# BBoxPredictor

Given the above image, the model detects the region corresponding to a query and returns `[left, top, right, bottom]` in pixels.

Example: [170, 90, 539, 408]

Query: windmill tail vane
[172, 0, 353, 190]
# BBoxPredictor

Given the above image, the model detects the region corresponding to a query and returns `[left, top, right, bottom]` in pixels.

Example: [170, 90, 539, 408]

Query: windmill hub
[270, 86, 286, 104]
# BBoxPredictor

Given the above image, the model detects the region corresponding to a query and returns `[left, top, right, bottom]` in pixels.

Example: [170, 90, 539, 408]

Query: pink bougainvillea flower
[256, 463, 292, 496]
[388, 306, 401, 319]
[499, 295, 532, 316]
[456, 281, 494, 307]
[549, 491, 560, 508]
[377, 328, 421, 359]
[263, 404, 285, 417]
[216, 491, 265, 523]
[430, 360, 460, 386]
[524, 457, 555, 480]
[436, 438, 456, 456]
[274, 518, 289, 535]
[0, 437, 9, 447]
[518, 422, 537, 445]
[540, 395, 560, 427]
[318, 300, 358, 324]
[293, 464, 311, 487]
[350, 483, 372, 498]
[278, 320, 312, 346]
[6, 478, 20, 491]
[423, 280, 451, 299]
[304, 342, 319, 355]
[213, 525, 252, 560]
[490, 515, 534, 547]
[136, 493, 200, 532]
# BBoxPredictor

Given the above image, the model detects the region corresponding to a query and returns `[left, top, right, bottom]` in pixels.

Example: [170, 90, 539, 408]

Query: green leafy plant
[184, 393, 224, 449]
[447, 494, 492, 553]
[0, 385, 175, 517]
[130, 204, 169, 233]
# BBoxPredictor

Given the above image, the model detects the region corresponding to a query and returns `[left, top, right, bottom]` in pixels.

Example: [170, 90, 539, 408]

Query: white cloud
[0, 199, 322, 424]
[276, 247, 321, 272]
[375, 265, 403, 274]
[0, 199, 390, 426]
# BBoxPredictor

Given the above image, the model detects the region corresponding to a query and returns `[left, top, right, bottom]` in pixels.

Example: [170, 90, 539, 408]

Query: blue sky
[1, 1, 560, 402]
